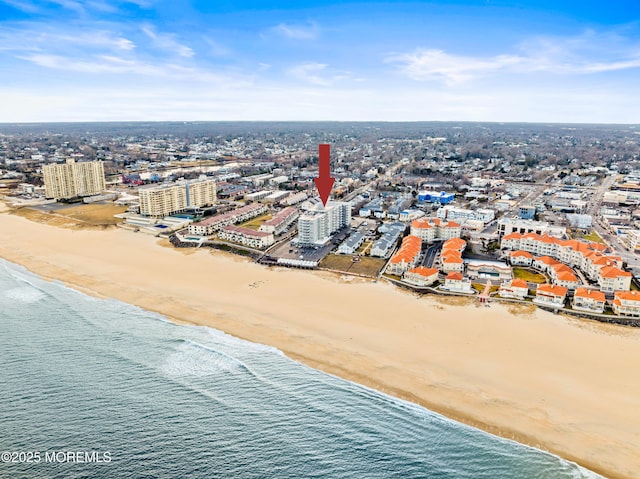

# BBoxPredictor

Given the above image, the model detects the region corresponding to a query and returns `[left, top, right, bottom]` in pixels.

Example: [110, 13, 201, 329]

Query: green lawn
[239, 213, 272, 230]
[571, 229, 606, 244]
[513, 267, 547, 283]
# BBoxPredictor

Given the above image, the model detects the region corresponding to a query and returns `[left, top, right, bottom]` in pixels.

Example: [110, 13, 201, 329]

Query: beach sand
[1, 209, 639, 479]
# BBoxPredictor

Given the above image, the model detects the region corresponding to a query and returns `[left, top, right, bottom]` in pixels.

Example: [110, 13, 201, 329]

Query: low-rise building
[441, 272, 472, 293]
[623, 230, 640, 253]
[611, 291, 640, 317]
[498, 218, 566, 238]
[533, 284, 567, 308]
[509, 250, 533, 266]
[403, 266, 439, 287]
[572, 288, 606, 313]
[499, 278, 529, 299]
[370, 224, 405, 258]
[337, 231, 365, 255]
[259, 207, 298, 235]
[466, 260, 512, 281]
[410, 217, 462, 243]
[440, 237, 466, 273]
[280, 191, 308, 206]
[598, 266, 633, 293]
[386, 235, 422, 276]
[218, 225, 274, 249]
[188, 203, 266, 236]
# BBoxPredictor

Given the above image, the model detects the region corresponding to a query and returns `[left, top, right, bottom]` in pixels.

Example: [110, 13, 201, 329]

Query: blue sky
[0, 0, 639, 122]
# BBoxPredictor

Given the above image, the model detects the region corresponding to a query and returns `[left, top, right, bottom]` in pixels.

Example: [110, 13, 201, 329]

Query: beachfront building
[43, 158, 105, 200]
[533, 284, 568, 308]
[188, 203, 266, 236]
[466, 260, 512, 281]
[508, 250, 533, 266]
[258, 207, 298, 235]
[611, 291, 640, 317]
[441, 272, 472, 293]
[218, 225, 274, 249]
[403, 266, 439, 287]
[139, 178, 216, 217]
[531, 256, 580, 290]
[386, 235, 421, 276]
[598, 267, 633, 293]
[501, 232, 630, 292]
[337, 231, 365, 255]
[439, 238, 466, 274]
[497, 218, 566, 238]
[296, 201, 351, 248]
[572, 288, 606, 314]
[498, 278, 529, 299]
[410, 217, 462, 243]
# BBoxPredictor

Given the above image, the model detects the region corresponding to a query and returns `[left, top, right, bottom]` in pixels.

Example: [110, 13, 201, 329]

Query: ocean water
[0, 259, 601, 479]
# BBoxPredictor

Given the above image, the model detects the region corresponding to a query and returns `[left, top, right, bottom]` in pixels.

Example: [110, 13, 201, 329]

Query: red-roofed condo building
[572, 288, 607, 314]
[611, 291, 640, 317]
[218, 225, 275, 249]
[501, 232, 631, 292]
[410, 217, 462, 243]
[499, 278, 529, 299]
[403, 266, 439, 287]
[386, 235, 422, 276]
[533, 284, 568, 308]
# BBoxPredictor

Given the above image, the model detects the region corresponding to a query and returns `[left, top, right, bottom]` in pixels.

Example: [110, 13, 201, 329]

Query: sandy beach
[1, 209, 640, 479]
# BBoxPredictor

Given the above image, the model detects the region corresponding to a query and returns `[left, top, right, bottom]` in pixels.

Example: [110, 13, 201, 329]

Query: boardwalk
[478, 279, 492, 303]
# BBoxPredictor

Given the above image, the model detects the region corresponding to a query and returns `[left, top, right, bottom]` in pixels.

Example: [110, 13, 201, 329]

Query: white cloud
[272, 22, 318, 40]
[288, 62, 330, 85]
[0, 26, 135, 52]
[17, 52, 252, 88]
[287, 62, 353, 86]
[141, 24, 194, 58]
[389, 31, 640, 85]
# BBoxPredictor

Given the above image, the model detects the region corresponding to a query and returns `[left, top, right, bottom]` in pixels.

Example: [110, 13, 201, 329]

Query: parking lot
[267, 227, 350, 263]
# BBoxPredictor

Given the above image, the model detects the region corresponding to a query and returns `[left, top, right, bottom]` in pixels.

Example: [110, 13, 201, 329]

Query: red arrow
[314, 143, 335, 207]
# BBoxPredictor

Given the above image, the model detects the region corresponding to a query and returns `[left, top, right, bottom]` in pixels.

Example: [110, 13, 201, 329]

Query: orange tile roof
[510, 278, 529, 288]
[444, 221, 461, 228]
[555, 270, 578, 282]
[574, 288, 606, 301]
[510, 250, 533, 258]
[411, 218, 432, 229]
[614, 291, 640, 301]
[389, 235, 421, 264]
[406, 266, 438, 277]
[443, 237, 466, 249]
[503, 233, 522, 241]
[534, 255, 559, 265]
[446, 272, 463, 281]
[442, 254, 463, 264]
[600, 266, 632, 279]
[537, 283, 568, 296]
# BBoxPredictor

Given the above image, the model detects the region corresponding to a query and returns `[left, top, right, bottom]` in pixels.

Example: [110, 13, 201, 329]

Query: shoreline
[2, 209, 640, 479]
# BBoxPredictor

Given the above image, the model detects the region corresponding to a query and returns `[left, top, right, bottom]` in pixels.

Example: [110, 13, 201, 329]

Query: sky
[0, 0, 639, 123]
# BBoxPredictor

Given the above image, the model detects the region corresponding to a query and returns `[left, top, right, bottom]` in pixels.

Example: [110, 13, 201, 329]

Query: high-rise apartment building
[297, 201, 351, 247]
[139, 178, 216, 217]
[43, 158, 106, 200]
